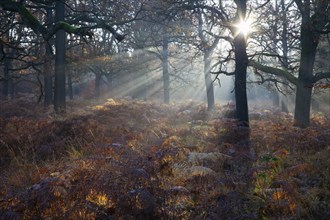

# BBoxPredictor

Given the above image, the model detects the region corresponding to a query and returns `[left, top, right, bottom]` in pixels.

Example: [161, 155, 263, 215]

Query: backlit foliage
[0, 98, 329, 219]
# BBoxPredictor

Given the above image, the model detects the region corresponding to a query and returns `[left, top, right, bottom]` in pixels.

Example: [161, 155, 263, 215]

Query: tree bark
[8, 72, 13, 98]
[229, 0, 249, 127]
[44, 7, 53, 106]
[204, 49, 215, 110]
[68, 72, 73, 100]
[2, 31, 11, 99]
[279, 0, 290, 114]
[281, 97, 289, 113]
[233, 32, 249, 127]
[294, 34, 316, 127]
[293, 0, 329, 127]
[197, 12, 216, 110]
[44, 49, 53, 105]
[2, 53, 10, 99]
[272, 90, 280, 108]
[54, 0, 66, 113]
[106, 74, 113, 91]
[162, 33, 169, 104]
[293, 8, 319, 128]
[95, 74, 101, 97]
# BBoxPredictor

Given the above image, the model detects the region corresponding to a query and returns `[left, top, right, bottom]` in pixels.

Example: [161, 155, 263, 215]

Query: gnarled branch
[248, 60, 298, 85]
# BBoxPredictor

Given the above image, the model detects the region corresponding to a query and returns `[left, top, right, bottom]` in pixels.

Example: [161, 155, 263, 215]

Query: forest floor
[0, 97, 329, 219]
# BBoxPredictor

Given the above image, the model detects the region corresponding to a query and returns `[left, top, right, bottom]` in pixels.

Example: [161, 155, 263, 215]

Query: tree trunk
[68, 72, 73, 100]
[2, 30, 12, 99]
[162, 33, 169, 104]
[54, 0, 66, 113]
[204, 49, 215, 110]
[197, 12, 216, 110]
[311, 97, 320, 112]
[44, 7, 53, 106]
[233, 33, 249, 127]
[272, 90, 280, 108]
[294, 19, 318, 128]
[293, 0, 329, 127]
[281, 96, 289, 113]
[279, 0, 289, 114]
[231, 0, 249, 127]
[8, 74, 13, 98]
[95, 74, 101, 97]
[2, 54, 10, 99]
[44, 50, 53, 105]
[294, 82, 312, 128]
[106, 74, 113, 92]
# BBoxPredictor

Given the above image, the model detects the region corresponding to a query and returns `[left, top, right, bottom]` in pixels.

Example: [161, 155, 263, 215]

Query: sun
[234, 19, 253, 36]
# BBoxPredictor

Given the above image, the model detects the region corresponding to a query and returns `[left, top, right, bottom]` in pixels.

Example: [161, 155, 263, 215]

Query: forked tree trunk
[294, 17, 318, 128]
[293, 0, 329, 127]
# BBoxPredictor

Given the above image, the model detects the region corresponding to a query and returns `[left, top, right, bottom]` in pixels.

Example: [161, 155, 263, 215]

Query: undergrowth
[0, 98, 329, 219]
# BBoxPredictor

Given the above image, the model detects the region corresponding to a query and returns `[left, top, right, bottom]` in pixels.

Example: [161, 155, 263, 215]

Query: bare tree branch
[249, 60, 298, 85]
[255, 0, 271, 10]
[313, 71, 330, 83]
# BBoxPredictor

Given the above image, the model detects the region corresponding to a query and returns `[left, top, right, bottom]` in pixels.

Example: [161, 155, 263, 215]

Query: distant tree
[131, 0, 198, 103]
[293, 0, 330, 127]
[250, 0, 297, 112]
[186, 0, 251, 126]
[250, 0, 330, 127]
[162, 30, 170, 104]
[1, 0, 131, 111]
[0, 9, 37, 100]
[136, 0, 173, 104]
[196, 11, 220, 110]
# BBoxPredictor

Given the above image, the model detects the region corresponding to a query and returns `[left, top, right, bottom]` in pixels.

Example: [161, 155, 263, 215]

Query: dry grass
[0, 97, 329, 219]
